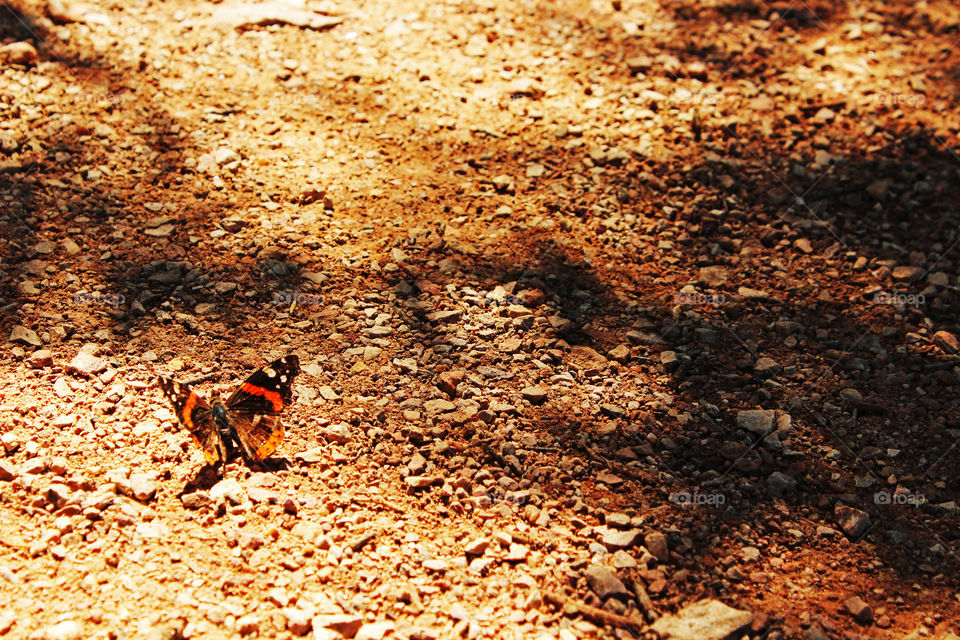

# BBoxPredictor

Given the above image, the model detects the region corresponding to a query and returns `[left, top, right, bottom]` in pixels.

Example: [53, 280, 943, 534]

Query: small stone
[766, 472, 797, 498]
[437, 370, 466, 396]
[521, 386, 548, 404]
[933, 331, 960, 354]
[737, 287, 769, 301]
[754, 357, 780, 374]
[67, 344, 107, 376]
[9, 326, 41, 346]
[38, 620, 82, 640]
[844, 595, 872, 624]
[0, 41, 37, 66]
[607, 344, 631, 363]
[22, 458, 46, 474]
[181, 492, 213, 510]
[835, 504, 871, 539]
[464, 538, 490, 556]
[892, 266, 924, 282]
[736, 409, 776, 435]
[660, 350, 679, 372]
[404, 476, 435, 490]
[283, 608, 312, 636]
[356, 621, 395, 640]
[699, 266, 729, 286]
[28, 349, 54, 368]
[584, 565, 629, 599]
[651, 599, 753, 640]
[422, 558, 448, 572]
[0, 460, 16, 481]
[312, 614, 363, 639]
[505, 543, 529, 562]
[611, 550, 637, 569]
[644, 531, 669, 563]
[602, 529, 642, 551]
[129, 473, 158, 502]
[236, 614, 258, 635]
[210, 478, 246, 505]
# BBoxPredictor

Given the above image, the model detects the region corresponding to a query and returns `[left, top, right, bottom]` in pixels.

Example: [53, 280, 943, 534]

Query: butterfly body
[158, 355, 300, 473]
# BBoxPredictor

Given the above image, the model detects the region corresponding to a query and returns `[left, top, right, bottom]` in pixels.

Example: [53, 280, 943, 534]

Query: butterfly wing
[225, 355, 299, 462]
[230, 414, 285, 463]
[158, 377, 227, 468]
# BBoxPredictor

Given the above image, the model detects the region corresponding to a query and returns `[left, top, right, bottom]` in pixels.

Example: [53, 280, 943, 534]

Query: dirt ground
[1, 0, 960, 638]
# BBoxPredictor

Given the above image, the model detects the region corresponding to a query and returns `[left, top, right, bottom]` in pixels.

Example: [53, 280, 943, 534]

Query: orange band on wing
[240, 383, 284, 412]
[182, 392, 198, 428]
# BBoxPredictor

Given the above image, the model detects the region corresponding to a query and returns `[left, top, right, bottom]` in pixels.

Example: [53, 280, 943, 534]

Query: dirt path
[1, 0, 959, 638]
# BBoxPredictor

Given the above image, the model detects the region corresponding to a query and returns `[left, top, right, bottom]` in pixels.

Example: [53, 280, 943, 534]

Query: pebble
[28, 349, 54, 368]
[282, 608, 312, 635]
[463, 538, 490, 556]
[660, 350, 679, 372]
[521, 386, 548, 404]
[835, 504, 871, 539]
[129, 473, 158, 502]
[67, 345, 108, 376]
[22, 458, 46, 475]
[38, 620, 82, 640]
[933, 331, 959, 354]
[404, 476, 435, 490]
[601, 529, 642, 551]
[584, 565, 629, 599]
[737, 287, 770, 301]
[736, 409, 775, 435]
[844, 596, 872, 624]
[181, 491, 213, 510]
[892, 266, 924, 282]
[0, 460, 16, 481]
[356, 621, 395, 640]
[611, 550, 637, 569]
[210, 478, 246, 505]
[766, 472, 797, 497]
[644, 531, 669, 563]
[312, 614, 363, 639]
[651, 599, 752, 640]
[0, 41, 37, 66]
[422, 559, 448, 572]
[607, 344, 631, 363]
[9, 326, 41, 346]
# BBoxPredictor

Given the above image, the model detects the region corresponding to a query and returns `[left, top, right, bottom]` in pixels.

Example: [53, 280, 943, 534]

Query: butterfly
[158, 355, 300, 473]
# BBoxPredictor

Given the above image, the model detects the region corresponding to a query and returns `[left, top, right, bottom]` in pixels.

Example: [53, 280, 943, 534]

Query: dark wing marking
[158, 377, 227, 468]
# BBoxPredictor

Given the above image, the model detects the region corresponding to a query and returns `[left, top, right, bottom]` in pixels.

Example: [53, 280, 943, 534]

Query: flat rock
[67, 345, 107, 376]
[737, 287, 769, 301]
[601, 529, 642, 551]
[521, 386, 548, 404]
[9, 326, 41, 346]
[212, 2, 342, 31]
[651, 599, 753, 640]
[736, 409, 775, 435]
[584, 565, 629, 599]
